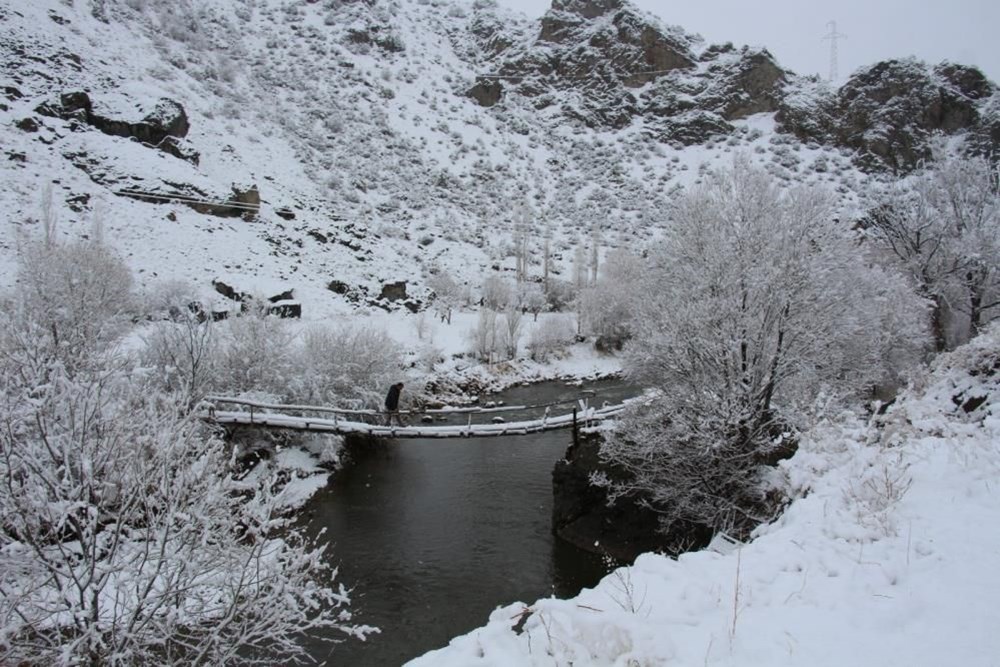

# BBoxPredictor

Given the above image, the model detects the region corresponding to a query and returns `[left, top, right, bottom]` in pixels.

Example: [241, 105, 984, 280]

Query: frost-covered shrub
[0, 265, 370, 665]
[214, 309, 297, 399]
[141, 314, 219, 408]
[12, 237, 134, 374]
[290, 323, 404, 408]
[469, 308, 501, 362]
[527, 315, 576, 361]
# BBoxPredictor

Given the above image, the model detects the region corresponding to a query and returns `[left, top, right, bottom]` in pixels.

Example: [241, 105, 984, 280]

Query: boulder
[327, 280, 350, 295]
[15, 117, 39, 132]
[268, 289, 295, 303]
[158, 136, 200, 165]
[89, 98, 190, 145]
[468, 79, 504, 107]
[380, 281, 408, 302]
[268, 300, 302, 318]
[212, 280, 249, 303]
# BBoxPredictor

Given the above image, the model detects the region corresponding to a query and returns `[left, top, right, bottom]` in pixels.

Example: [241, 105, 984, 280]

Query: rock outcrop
[468, 0, 789, 143]
[777, 59, 998, 171]
[37, 92, 196, 161]
[468, 1, 998, 168]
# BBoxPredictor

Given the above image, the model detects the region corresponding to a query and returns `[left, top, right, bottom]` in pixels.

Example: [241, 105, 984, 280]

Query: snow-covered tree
[427, 268, 461, 324]
[12, 237, 134, 375]
[481, 274, 513, 311]
[469, 307, 500, 362]
[865, 155, 1000, 349]
[512, 200, 532, 283]
[214, 308, 297, 399]
[577, 248, 644, 350]
[527, 315, 576, 361]
[500, 305, 523, 360]
[0, 245, 372, 665]
[600, 159, 928, 538]
[142, 310, 218, 408]
[518, 282, 547, 321]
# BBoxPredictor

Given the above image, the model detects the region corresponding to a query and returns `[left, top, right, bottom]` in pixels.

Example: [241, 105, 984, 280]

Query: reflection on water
[299, 379, 634, 666]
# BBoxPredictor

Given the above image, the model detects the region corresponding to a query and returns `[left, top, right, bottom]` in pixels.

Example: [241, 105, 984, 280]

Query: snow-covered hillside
[1, 0, 996, 318]
[408, 323, 1000, 666]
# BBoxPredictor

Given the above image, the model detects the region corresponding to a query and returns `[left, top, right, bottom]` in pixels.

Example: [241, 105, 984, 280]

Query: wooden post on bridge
[572, 407, 578, 448]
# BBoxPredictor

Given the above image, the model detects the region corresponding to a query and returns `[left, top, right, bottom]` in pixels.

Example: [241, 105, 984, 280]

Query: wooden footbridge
[202, 392, 635, 439]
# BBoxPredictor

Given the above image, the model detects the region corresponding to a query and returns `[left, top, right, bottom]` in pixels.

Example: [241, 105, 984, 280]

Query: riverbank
[407, 324, 1000, 667]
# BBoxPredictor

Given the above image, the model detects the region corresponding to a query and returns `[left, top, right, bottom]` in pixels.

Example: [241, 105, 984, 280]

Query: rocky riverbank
[552, 430, 713, 562]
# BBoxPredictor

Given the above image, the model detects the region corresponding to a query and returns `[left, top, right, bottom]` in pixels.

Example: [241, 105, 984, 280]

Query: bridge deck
[206, 402, 628, 438]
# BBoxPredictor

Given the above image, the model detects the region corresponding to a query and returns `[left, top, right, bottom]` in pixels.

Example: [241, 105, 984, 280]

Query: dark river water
[299, 379, 635, 666]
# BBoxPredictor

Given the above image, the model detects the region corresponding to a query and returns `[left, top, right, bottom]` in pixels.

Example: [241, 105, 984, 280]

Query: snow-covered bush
[0, 257, 371, 665]
[577, 248, 644, 350]
[469, 308, 501, 362]
[291, 323, 404, 408]
[600, 158, 928, 538]
[214, 308, 297, 399]
[12, 237, 134, 375]
[481, 274, 513, 310]
[141, 312, 219, 408]
[527, 315, 576, 361]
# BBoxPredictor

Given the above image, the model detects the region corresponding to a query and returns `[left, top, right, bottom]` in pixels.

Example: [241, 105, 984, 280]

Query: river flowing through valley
[299, 378, 635, 666]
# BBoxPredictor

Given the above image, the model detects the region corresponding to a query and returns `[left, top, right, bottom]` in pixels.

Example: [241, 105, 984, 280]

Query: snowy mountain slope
[1, 0, 996, 318]
[408, 323, 1000, 666]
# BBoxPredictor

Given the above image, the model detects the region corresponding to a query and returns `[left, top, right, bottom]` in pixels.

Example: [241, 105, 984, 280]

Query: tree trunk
[930, 294, 948, 352]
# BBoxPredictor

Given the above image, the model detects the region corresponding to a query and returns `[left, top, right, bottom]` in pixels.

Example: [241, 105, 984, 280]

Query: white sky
[491, 0, 1000, 84]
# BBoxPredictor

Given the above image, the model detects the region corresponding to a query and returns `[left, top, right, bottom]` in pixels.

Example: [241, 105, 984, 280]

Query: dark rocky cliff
[471, 1, 999, 171]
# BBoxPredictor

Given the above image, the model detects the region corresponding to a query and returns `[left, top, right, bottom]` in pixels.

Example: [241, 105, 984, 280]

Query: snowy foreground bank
[409, 327, 1000, 666]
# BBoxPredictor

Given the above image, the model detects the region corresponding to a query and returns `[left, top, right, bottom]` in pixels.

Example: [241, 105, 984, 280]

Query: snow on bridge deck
[203, 395, 633, 439]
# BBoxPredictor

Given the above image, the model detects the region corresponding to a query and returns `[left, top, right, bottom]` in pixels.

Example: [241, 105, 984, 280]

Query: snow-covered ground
[408, 325, 1000, 666]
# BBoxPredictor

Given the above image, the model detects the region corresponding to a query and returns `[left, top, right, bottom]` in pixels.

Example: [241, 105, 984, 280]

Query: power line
[822, 20, 847, 83]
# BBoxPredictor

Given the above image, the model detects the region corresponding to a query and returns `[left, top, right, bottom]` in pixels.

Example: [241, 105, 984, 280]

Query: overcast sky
[492, 0, 1000, 84]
